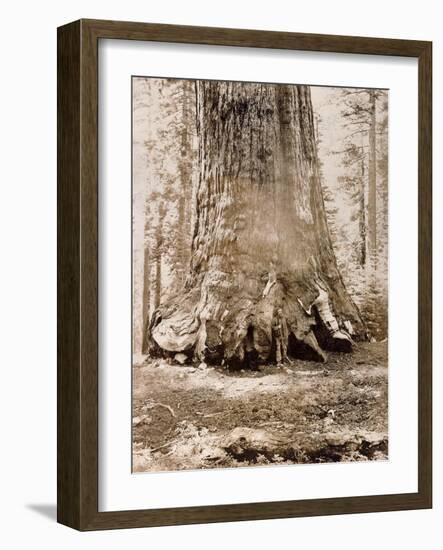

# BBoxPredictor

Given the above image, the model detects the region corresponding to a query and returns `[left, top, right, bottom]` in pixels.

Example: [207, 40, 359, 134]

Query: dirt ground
[132, 341, 388, 473]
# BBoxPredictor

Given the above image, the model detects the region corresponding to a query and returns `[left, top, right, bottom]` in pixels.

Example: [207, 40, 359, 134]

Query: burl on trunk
[149, 81, 366, 366]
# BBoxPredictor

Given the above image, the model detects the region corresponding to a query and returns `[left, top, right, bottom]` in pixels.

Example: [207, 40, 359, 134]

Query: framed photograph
[57, 19, 432, 530]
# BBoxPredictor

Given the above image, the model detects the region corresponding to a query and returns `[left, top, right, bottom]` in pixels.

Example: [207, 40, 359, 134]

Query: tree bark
[141, 245, 150, 354]
[154, 254, 162, 310]
[150, 81, 366, 366]
[359, 156, 367, 267]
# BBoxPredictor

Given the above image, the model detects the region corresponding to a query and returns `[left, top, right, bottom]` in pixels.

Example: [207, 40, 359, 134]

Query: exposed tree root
[149, 272, 360, 368]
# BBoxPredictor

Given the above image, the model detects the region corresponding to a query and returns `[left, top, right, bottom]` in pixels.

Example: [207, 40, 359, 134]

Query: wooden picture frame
[57, 19, 432, 530]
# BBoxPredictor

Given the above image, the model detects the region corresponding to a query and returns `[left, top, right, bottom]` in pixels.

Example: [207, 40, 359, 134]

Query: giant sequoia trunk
[150, 81, 366, 366]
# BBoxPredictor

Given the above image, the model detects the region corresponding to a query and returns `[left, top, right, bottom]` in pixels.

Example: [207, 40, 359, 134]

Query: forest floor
[132, 341, 388, 473]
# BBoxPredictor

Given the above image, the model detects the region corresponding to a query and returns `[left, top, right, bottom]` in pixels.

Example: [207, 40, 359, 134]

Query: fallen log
[222, 427, 388, 463]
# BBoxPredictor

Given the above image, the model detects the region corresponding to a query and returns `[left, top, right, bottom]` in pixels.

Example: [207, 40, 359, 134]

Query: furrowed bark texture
[151, 81, 366, 366]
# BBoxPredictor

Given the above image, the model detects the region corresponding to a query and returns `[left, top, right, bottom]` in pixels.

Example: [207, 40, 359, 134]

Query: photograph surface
[132, 77, 388, 473]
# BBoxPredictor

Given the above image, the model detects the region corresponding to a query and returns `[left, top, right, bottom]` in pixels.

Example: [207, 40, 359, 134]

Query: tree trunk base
[149, 273, 361, 368]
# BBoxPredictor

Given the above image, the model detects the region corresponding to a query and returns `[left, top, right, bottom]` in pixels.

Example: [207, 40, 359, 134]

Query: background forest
[132, 78, 388, 360]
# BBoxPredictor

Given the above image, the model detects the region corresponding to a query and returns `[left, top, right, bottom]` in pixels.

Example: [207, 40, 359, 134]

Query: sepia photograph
[132, 76, 389, 473]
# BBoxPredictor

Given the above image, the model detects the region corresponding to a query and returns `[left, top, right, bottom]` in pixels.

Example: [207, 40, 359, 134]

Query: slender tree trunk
[141, 245, 150, 354]
[154, 255, 162, 310]
[154, 212, 163, 310]
[359, 156, 367, 267]
[368, 90, 377, 266]
[150, 81, 366, 366]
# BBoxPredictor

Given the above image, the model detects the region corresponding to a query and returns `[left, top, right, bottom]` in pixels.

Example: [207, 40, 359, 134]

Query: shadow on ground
[26, 504, 57, 522]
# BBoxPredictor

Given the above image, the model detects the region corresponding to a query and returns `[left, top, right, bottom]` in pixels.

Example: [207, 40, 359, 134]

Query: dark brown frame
[57, 18, 432, 531]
